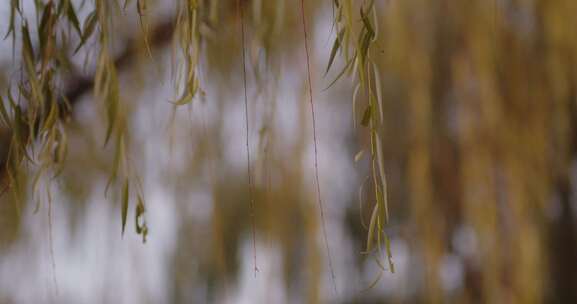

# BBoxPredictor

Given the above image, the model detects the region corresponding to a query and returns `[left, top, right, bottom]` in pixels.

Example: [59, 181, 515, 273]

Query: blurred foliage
[0, 0, 577, 303]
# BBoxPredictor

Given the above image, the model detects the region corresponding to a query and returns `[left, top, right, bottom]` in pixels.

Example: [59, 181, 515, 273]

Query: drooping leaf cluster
[1, 0, 391, 271]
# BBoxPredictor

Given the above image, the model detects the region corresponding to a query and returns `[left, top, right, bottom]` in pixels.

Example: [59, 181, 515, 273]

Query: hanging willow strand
[237, 0, 259, 276]
[325, 0, 394, 282]
[300, 0, 337, 293]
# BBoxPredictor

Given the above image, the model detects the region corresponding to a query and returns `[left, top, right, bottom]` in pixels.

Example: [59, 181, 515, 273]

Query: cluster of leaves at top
[1, 0, 148, 243]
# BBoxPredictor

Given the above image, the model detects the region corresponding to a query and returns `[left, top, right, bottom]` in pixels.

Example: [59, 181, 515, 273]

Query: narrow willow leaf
[376, 215, 384, 263]
[13, 105, 33, 162]
[360, 8, 374, 36]
[4, 0, 18, 40]
[22, 23, 42, 105]
[375, 185, 386, 233]
[323, 54, 355, 91]
[354, 150, 364, 162]
[0, 95, 10, 127]
[66, 2, 82, 37]
[171, 91, 193, 106]
[351, 55, 359, 84]
[136, 0, 155, 61]
[104, 66, 120, 147]
[121, 179, 129, 235]
[141, 224, 148, 243]
[12, 105, 24, 145]
[358, 7, 375, 65]
[359, 31, 373, 64]
[372, 62, 384, 123]
[74, 11, 98, 54]
[366, 203, 378, 252]
[324, 28, 345, 76]
[172, 69, 199, 106]
[352, 82, 360, 127]
[375, 135, 389, 222]
[52, 130, 68, 177]
[22, 23, 36, 64]
[106, 134, 123, 195]
[358, 175, 370, 229]
[361, 105, 372, 127]
[38, 2, 53, 53]
[104, 106, 117, 147]
[42, 98, 59, 133]
[384, 232, 395, 273]
[371, 4, 379, 41]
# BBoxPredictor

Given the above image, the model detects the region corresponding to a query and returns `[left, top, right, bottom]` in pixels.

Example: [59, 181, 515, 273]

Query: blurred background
[1, 0, 577, 303]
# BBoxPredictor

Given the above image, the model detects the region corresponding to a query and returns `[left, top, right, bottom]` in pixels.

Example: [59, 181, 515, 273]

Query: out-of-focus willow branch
[0, 18, 176, 185]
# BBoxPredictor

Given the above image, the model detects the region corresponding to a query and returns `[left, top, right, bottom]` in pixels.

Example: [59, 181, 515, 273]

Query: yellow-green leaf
[361, 105, 372, 127]
[323, 53, 355, 91]
[121, 179, 130, 235]
[366, 203, 378, 252]
[325, 28, 345, 76]
[74, 11, 98, 54]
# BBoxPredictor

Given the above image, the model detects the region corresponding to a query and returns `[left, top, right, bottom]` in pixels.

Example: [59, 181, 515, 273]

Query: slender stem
[300, 0, 337, 293]
[237, 0, 258, 276]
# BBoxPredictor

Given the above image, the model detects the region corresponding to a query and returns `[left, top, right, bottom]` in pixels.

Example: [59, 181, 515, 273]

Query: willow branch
[0, 18, 176, 184]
